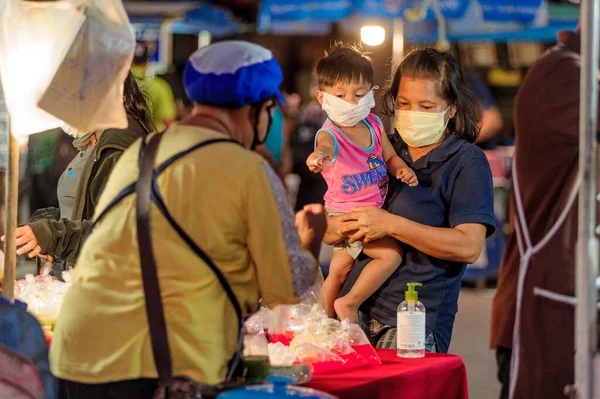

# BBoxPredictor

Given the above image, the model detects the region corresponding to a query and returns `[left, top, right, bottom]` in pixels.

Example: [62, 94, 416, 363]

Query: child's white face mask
[321, 88, 377, 127]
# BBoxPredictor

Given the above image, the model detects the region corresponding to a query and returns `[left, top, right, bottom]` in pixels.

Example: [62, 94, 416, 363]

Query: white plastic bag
[0, 0, 85, 136]
[0, 0, 134, 137]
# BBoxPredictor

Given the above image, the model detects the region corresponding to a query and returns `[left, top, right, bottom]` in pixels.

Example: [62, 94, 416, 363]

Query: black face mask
[250, 100, 276, 150]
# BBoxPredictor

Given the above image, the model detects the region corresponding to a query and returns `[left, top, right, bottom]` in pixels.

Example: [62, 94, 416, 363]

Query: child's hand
[306, 151, 332, 173]
[396, 167, 418, 187]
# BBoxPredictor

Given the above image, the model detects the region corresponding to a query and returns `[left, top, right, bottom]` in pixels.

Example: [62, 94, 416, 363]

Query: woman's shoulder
[446, 137, 489, 169]
[455, 138, 488, 161]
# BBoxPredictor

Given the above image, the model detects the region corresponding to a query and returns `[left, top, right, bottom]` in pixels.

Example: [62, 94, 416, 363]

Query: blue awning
[478, 0, 544, 24]
[257, 0, 549, 34]
[256, 0, 577, 44]
[353, 0, 470, 20]
[125, 1, 246, 36]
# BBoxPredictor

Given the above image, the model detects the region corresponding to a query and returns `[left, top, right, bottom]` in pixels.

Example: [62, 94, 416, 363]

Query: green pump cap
[405, 282, 422, 301]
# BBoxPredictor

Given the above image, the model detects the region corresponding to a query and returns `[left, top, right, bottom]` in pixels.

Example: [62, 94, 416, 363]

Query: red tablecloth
[305, 349, 468, 399]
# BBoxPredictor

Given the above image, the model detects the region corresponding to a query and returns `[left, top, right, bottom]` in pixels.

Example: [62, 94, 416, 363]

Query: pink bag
[0, 345, 45, 399]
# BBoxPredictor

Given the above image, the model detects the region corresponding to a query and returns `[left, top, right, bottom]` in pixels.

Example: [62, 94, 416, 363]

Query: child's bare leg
[322, 250, 355, 318]
[334, 237, 402, 324]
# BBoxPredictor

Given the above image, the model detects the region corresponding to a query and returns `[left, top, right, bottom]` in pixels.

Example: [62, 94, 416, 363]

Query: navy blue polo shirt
[340, 134, 495, 353]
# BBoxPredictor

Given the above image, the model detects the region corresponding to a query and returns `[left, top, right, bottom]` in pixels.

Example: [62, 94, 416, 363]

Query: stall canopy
[258, 0, 578, 43]
[124, 1, 247, 36]
[258, 0, 543, 26]
[257, 0, 579, 43]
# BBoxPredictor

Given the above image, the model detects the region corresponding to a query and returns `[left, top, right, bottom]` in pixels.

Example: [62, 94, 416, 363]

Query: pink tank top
[318, 114, 389, 213]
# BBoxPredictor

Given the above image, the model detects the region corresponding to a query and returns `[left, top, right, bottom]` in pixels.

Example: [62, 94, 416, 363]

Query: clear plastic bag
[38, 1, 135, 133]
[244, 306, 273, 335]
[301, 266, 327, 311]
[243, 333, 269, 357]
[14, 269, 73, 329]
[336, 319, 372, 346]
[293, 343, 345, 364]
[319, 337, 355, 356]
[0, 0, 134, 137]
[267, 342, 295, 367]
[265, 269, 381, 373]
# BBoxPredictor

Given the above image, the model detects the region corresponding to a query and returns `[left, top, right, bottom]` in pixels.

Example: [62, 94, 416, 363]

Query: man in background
[491, 21, 599, 398]
[467, 73, 504, 149]
[131, 42, 177, 131]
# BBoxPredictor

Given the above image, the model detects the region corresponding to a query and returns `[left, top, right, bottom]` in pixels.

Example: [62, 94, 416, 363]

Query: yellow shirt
[50, 124, 317, 384]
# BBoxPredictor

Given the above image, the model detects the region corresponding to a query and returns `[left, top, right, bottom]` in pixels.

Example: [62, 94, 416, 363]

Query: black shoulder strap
[136, 132, 173, 384]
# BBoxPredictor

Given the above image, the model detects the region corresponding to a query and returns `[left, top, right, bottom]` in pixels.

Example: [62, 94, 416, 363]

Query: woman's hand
[1, 225, 42, 258]
[339, 206, 394, 245]
[16, 226, 41, 258]
[296, 204, 327, 259]
[1, 226, 49, 259]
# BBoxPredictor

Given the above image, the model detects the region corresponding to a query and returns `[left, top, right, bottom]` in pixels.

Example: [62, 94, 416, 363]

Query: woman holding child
[312, 45, 495, 353]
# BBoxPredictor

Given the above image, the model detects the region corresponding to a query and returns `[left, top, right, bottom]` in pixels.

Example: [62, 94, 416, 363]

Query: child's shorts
[326, 208, 363, 259]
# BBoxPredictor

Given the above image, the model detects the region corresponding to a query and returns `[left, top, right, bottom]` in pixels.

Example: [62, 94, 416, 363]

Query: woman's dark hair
[316, 42, 373, 89]
[383, 48, 481, 143]
[123, 71, 155, 135]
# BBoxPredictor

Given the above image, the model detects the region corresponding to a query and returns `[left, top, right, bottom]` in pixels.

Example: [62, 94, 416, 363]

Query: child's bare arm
[307, 132, 335, 173]
[381, 132, 418, 187]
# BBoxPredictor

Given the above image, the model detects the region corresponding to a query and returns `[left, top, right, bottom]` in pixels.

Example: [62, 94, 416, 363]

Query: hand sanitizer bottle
[397, 282, 425, 358]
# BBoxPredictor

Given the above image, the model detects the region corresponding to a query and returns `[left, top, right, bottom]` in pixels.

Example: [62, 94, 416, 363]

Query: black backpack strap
[136, 132, 173, 384]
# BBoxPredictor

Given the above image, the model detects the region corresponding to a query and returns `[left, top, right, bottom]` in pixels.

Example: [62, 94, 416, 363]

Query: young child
[307, 43, 418, 324]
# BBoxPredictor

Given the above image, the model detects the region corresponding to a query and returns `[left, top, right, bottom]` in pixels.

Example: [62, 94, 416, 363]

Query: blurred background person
[4, 72, 154, 276]
[289, 84, 328, 212]
[27, 130, 78, 214]
[468, 73, 504, 150]
[132, 42, 177, 131]
[490, 22, 595, 399]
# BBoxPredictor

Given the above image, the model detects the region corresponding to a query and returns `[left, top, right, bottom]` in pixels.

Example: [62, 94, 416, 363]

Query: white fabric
[0, 0, 134, 136]
[188, 40, 273, 75]
[321, 89, 376, 127]
[508, 155, 581, 399]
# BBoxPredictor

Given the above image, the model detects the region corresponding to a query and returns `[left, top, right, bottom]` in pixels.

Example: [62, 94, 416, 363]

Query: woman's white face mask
[321, 88, 377, 127]
[394, 107, 450, 147]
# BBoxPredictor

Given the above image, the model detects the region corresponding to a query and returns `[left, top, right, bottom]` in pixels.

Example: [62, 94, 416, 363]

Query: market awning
[257, 0, 544, 26]
[124, 1, 247, 36]
[258, 0, 578, 44]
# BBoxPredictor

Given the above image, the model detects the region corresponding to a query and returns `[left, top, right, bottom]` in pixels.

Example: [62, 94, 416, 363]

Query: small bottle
[397, 282, 426, 358]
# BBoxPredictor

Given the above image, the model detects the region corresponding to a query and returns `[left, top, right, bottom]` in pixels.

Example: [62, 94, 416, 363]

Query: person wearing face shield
[326, 48, 495, 354]
[1, 71, 153, 275]
[305, 43, 418, 324]
[50, 41, 326, 398]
